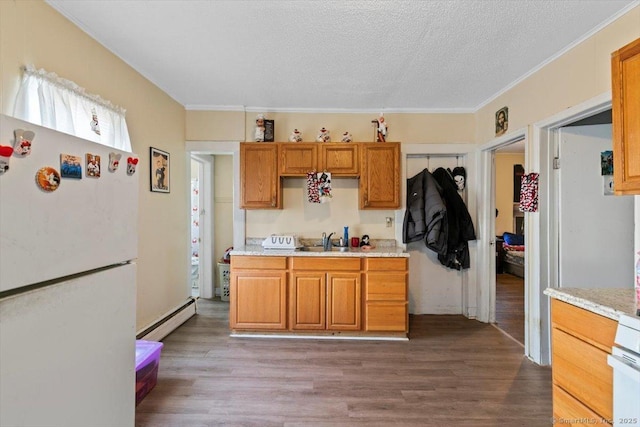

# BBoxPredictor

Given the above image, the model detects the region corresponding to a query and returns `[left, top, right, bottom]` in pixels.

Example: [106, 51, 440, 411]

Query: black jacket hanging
[432, 167, 476, 270]
[402, 168, 447, 255]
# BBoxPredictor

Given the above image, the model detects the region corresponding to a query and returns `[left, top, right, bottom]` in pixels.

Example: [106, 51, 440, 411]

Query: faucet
[322, 232, 335, 251]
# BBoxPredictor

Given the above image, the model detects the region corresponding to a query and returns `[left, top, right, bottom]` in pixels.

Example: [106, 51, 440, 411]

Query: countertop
[544, 287, 637, 321]
[230, 245, 409, 258]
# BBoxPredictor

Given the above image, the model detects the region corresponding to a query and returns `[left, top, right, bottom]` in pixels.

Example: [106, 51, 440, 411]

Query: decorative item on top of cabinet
[360, 142, 401, 209]
[254, 114, 265, 142]
[341, 132, 352, 142]
[612, 36, 640, 195]
[288, 129, 303, 142]
[316, 127, 331, 142]
[371, 113, 388, 142]
[240, 143, 281, 209]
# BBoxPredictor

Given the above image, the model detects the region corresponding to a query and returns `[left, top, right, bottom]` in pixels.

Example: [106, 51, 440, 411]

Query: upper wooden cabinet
[279, 142, 359, 177]
[240, 143, 281, 209]
[360, 143, 401, 209]
[279, 143, 318, 176]
[241, 141, 400, 209]
[612, 37, 640, 195]
[319, 143, 359, 176]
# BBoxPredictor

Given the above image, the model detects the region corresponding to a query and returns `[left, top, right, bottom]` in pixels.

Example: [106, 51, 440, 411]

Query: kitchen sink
[298, 246, 350, 252]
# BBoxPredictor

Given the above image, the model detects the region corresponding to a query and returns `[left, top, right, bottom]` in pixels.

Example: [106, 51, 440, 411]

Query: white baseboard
[137, 298, 197, 341]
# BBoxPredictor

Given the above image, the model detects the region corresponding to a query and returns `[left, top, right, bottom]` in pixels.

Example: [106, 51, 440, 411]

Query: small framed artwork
[60, 154, 82, 179]
[495, 106, 509, 136]
[150, 147, 170, 193]
[264, 119, 275, 142]
[86, 153, 101, 178]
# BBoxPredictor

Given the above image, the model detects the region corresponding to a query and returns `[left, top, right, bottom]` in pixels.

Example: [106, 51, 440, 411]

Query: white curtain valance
[13, 65, 132, 152]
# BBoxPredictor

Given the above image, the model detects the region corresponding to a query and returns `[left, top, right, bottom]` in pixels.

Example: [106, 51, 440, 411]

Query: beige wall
[475, 6, 640, 144]
[495, 153, 525, 235]
[214, 155, 234, 262]
[0, 1, 189, 331]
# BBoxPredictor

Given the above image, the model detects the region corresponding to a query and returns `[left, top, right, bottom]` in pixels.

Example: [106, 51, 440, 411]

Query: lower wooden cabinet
[290, 257, 361, 331]
[231, 255, 408, 336]
[550, 299, 616, 424]
[363, 258, 408, 332]
[229, 256, 287, 330]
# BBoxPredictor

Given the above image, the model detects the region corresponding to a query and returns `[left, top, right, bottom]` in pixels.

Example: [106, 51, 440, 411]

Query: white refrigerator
[0, 114, 138, 427]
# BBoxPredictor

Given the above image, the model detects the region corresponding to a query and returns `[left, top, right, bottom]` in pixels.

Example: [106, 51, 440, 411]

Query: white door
[558, 124, 634, 288]
[406, 155, 469, 314]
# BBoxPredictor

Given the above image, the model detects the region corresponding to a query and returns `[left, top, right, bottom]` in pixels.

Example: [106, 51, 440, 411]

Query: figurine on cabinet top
[254, 114, 266, 142]
[289, 129, 303, 142]
[316, 127, 331, 143]
[341, 131, 352, 143]
[376, 113, 387, 142]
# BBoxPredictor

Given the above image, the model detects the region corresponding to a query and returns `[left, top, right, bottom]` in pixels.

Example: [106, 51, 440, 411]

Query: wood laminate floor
[495, 273, 525, 345]
[136, 298, 551, 426]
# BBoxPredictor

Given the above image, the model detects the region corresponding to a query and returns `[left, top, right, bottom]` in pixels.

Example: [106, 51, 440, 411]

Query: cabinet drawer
[232, 256, 287, 270]
[552, 328, 612, 420]
[551, 299, 616, 352]
[553, 384, 609, 426]
[291, 257, 360, 271]
[365, 273, 407, 301]
[364, 258, 407, 271]
[365, 302, 407, 332]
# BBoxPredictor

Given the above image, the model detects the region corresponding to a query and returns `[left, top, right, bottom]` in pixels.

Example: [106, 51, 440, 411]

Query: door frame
[530, 91, 612, 365]
[187, 141, 245, 300]
[399, 143, 478, 318]
[478, 129, 528, 332]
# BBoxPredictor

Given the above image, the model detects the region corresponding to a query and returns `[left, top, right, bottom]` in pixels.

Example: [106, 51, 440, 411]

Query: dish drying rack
[261, 235, 301, 250]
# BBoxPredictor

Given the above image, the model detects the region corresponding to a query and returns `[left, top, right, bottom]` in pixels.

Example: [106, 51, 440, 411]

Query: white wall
[558, 124, 634, 288]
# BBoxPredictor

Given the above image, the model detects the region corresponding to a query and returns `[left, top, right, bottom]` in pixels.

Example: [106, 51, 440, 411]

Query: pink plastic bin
[135, 340, 163, 406]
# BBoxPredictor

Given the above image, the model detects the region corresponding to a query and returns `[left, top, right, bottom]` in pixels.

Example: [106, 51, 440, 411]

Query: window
[13, 65, 132, 152]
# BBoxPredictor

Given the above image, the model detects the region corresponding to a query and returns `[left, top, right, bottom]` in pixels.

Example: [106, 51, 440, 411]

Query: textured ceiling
[47, 0, 637, 112]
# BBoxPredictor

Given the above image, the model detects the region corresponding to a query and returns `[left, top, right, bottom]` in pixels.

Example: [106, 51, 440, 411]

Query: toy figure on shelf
[289, 129, 303, 142]
[316, 127, 331, 142]
[376, 113, 387, 142]
[254, 114, 266, 142]
[341, 131, 352, 142]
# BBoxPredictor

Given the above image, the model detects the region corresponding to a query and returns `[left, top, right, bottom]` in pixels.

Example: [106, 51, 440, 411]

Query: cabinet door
[230, 270, 287, 330]
[364, 272, 408, 332]
[240, 143, 280, 209]
[360, 143, 400, 209]
[319, 143, 359, 176]
[612, 37, 640, 195]
[290, 271, 326, 330]
[279, 143, 318, 176]
[326, 272, 361, 331]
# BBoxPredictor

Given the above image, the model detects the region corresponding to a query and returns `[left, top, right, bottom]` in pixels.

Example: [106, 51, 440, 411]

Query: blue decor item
[343, 226, 349, 247]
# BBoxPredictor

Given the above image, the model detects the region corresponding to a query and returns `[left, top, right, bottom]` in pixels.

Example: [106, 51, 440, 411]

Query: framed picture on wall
[150, 147, 170, 193]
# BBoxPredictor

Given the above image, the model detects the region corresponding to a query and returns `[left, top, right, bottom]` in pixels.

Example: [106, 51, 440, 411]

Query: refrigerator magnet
[60, 154, 82, 179]
[35, 167, 60, 192]
[13, 129, 35, 157]
[0, 145, 14, 174]
[108, 152, 122, 172]
[127, 157, 139, 175]
[86, 153, 101, 178]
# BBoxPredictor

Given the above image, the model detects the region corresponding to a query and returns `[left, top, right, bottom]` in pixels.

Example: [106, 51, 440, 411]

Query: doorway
[190, 157, 205, 298]
[493, 141, 526, 345]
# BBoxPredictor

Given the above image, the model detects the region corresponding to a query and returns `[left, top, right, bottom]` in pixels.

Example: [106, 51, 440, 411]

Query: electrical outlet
[385, 217, 392, 227]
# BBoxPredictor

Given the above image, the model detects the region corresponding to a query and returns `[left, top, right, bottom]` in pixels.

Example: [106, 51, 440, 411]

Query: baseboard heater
[136, 297, 197, 341]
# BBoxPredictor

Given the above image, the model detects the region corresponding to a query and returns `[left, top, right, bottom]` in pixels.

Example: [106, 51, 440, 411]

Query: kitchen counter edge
[544, 287, 637, 321]
[230, 245, 409, 258]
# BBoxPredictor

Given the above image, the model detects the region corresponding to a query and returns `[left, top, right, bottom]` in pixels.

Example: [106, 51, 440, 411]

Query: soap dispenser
[343, 226, 349, 247]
